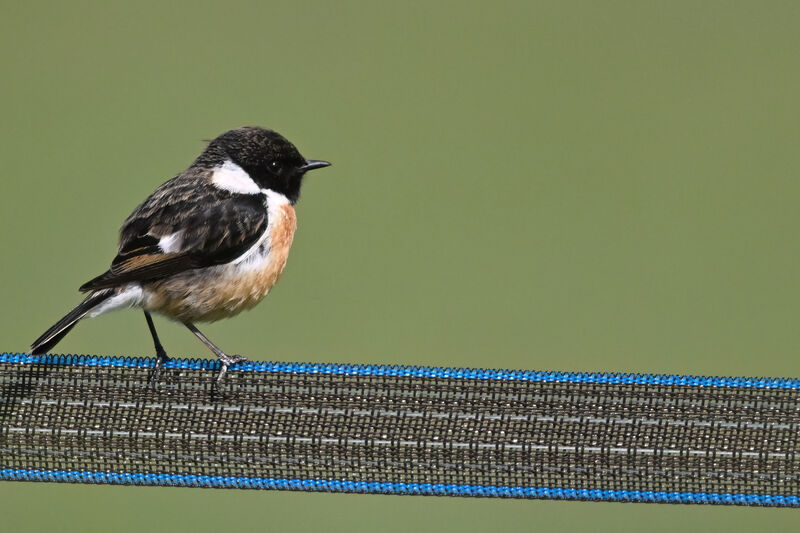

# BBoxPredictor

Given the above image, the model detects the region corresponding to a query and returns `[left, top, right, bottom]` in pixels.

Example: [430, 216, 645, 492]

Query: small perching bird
[31, 126, 331, 381]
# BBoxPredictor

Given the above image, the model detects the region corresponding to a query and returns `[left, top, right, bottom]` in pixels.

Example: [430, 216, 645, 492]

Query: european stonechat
[31, 126, 331, 381]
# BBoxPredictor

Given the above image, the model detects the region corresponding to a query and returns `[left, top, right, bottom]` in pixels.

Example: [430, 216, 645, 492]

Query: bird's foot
[216, 353, 248, 385]
[148, 346, 172, 386]
[155, 346, 171, 369]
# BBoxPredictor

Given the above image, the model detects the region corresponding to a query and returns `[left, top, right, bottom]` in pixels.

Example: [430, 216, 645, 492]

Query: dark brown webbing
[0, 353, 798, 506]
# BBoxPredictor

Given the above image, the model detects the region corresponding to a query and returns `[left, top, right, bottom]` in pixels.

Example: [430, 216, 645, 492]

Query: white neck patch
[264, 188, 291, 209]
[211, 160, 260, 194]
[232, 189, 292, 266]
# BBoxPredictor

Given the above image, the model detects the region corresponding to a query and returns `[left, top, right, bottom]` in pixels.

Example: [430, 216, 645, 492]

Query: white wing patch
[211, 160, 260, 194]
[158, 231, 184, 253]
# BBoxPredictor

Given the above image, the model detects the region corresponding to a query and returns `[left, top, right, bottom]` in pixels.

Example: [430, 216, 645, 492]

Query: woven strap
[1, 353, 798, 506]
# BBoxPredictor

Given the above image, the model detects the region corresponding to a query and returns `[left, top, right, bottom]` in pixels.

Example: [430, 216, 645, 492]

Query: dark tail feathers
[30, 290, 114, 355]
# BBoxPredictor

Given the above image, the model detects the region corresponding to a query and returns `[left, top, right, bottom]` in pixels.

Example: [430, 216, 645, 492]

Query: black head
[196, 126, 330, 203]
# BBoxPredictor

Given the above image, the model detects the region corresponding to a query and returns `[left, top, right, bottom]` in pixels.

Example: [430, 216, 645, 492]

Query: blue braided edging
[1, 468, 797, 507]
[2, 352, 799, 390]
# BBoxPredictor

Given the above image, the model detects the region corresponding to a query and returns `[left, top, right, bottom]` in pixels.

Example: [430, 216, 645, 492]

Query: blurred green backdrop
[2, 0, 799, 530]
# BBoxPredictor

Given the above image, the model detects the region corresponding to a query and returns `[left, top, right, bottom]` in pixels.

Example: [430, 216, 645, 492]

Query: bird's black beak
[300, 160, 332, 172]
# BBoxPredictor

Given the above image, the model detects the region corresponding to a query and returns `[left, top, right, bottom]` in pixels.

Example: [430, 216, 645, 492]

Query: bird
[30, 126, 331, 382]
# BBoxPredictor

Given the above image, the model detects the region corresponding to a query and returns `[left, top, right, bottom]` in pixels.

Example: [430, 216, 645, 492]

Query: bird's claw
[155, 347, 171, 369]
[148, 347, 172, 386]
[216, 354, 248, 384]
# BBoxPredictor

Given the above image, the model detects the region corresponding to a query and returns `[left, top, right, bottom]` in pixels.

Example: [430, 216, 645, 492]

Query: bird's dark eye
[269, 160, 282, 174]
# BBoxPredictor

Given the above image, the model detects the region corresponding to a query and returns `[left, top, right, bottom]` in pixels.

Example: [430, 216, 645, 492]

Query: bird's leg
[184, 322, 248, 384]
[144, 311, 170, 368]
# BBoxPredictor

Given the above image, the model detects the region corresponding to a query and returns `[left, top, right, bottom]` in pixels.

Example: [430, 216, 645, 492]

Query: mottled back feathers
[80, 174, 269, 292]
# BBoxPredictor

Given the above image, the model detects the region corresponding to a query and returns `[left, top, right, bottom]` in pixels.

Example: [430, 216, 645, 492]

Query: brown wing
[80, 180, 268, 292]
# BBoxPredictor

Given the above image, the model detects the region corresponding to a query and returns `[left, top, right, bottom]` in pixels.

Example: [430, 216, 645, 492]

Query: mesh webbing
[1, 353, 798, 506]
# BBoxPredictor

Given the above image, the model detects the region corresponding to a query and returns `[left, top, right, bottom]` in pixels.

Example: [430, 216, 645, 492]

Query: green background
[2, 1, 799, 530]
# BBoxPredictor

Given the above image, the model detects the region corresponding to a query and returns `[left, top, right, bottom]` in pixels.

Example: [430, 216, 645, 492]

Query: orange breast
[243, 202, 297, 303]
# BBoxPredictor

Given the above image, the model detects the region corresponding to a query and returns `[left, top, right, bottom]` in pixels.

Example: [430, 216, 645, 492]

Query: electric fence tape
[1, 352, 798, 506]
